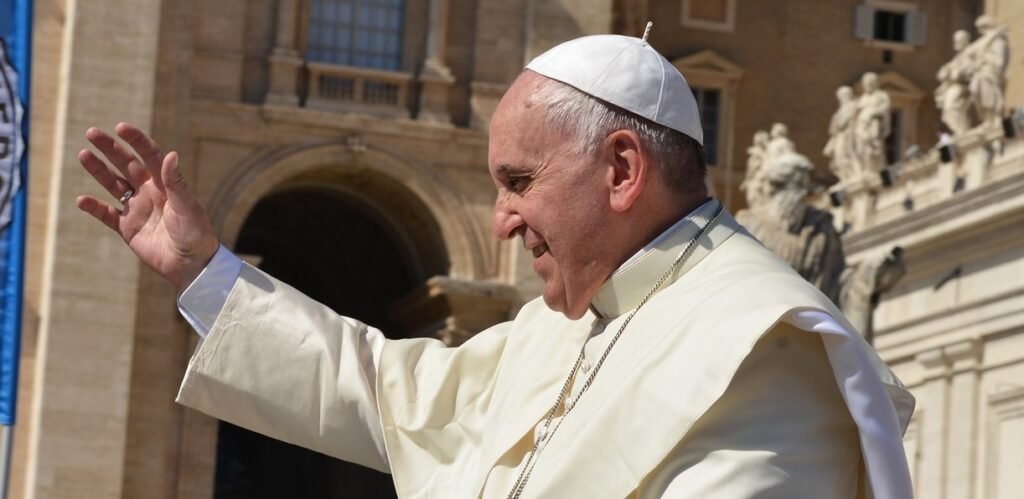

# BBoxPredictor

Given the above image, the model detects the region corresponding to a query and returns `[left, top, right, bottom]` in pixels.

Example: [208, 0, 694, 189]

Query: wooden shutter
[906, 10, 928, 46]
[854, 4, 875, 40]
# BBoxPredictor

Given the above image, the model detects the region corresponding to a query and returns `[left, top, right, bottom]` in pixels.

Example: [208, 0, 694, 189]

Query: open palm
[76, 123, 220, 291]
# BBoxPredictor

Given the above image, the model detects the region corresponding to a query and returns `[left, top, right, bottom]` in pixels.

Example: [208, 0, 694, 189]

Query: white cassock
[177, 199, 915, 498]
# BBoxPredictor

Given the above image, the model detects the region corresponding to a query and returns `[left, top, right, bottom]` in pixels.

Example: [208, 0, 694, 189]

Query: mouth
[531, 243, 549, 258]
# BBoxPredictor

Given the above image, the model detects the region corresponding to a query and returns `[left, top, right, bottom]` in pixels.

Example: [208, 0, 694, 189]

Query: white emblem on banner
[0, 40, 24, 231]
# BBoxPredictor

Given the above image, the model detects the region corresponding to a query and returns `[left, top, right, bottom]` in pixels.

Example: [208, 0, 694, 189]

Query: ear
[602, 130, 647, 212]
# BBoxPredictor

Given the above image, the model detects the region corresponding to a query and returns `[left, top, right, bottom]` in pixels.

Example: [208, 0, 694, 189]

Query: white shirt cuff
[177, 245, 244, 338]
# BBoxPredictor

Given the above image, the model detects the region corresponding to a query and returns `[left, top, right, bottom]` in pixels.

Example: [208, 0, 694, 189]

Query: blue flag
[0, 0, 31, 426]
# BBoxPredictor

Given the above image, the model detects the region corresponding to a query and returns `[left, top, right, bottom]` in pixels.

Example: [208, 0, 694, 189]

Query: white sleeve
[176, 256, 391, 471]
[783, 309, 915, 499]
[177, 245, 244, 338]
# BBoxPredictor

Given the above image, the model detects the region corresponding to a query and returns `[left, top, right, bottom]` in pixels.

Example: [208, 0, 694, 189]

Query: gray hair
[527, 76, 707, 194]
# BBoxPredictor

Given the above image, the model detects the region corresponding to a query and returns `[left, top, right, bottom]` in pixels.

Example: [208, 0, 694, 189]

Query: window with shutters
[854, 1, 927, 49]
[692, 88, 721, 165]
[672, 50, 742, 207]
[681, 0, 737, 33]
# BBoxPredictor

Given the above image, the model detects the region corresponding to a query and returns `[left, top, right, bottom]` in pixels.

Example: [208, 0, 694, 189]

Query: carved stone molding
[391, 275, 519, 346]
[916, 338, 983, 373]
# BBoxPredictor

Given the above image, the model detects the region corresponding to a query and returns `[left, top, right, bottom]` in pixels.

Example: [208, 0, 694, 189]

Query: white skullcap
[526, 34, 704, 146]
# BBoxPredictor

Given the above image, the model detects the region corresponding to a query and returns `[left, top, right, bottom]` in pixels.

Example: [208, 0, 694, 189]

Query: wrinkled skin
[76, 123, 220, 291]
[488, 72, 695, 319]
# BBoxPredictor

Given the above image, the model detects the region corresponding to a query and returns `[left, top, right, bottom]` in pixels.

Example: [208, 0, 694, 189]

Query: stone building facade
[9, 0, 1021, 497]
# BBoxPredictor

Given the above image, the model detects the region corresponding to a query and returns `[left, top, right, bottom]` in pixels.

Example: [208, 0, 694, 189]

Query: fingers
[85, 127, 148, 186]
[116, 122, 165, 181]
[76, 195, 122, 234]
[78, 149, 133, 200]
[160, 151, 192, 206]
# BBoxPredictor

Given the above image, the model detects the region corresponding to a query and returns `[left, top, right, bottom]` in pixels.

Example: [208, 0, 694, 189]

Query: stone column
[913, 348, 949, 499]
[418, 0, 455, 123]
[19, 0, 159, 496]
[914, 339, 983, 499]
[943, 339, 983, 499]
[266, 0, 303, 106]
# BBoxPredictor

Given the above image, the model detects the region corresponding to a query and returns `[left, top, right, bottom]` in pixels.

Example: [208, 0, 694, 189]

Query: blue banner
[0, 0, 30, 426]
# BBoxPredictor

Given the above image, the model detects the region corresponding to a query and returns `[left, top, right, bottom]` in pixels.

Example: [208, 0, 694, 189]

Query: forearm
[176, 259, 390, 472]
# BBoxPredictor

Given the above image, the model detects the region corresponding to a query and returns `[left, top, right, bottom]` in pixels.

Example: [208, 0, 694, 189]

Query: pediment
[672, 50, 744, 81]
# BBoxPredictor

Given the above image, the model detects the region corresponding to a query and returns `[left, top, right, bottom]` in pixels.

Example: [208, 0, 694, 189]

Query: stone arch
[205, 139, 490, 280]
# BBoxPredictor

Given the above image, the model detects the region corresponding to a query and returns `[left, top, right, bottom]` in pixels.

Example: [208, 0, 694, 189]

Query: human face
[488, 75, 617, 319]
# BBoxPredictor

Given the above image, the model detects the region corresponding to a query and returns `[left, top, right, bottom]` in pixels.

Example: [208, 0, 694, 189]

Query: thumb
[160, 152, 193, 206]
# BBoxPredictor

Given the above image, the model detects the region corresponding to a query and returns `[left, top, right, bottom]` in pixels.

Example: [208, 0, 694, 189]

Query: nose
[492, 196, 524, 240]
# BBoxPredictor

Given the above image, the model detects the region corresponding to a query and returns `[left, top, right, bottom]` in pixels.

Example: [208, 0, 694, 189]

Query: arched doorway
[212, 184, 445, 498]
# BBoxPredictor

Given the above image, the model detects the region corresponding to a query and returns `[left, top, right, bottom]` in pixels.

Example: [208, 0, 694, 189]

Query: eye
[507, 176, 531, 194]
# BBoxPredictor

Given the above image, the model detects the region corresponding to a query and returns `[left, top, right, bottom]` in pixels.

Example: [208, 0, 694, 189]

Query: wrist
[176, 240, 220, 293]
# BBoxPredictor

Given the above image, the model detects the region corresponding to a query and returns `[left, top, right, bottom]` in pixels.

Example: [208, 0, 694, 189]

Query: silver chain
[506, 204, 723, 499]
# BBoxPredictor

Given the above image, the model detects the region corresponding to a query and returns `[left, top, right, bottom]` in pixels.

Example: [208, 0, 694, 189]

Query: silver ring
[119, 188, 135, 204]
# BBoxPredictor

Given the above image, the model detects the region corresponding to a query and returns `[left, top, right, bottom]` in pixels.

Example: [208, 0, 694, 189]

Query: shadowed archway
[212, 183, 446, 499]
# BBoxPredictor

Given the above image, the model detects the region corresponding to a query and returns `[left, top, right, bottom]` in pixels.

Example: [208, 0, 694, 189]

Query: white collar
[590, 198, 730, 318]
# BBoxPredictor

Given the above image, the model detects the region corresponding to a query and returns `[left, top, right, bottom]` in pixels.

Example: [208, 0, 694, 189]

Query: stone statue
[738, 129, 905, 341]
[854, 72, 892, 176]
[840, 247, 906, 344]
[738, 137, 845, 302]
[767, 123, 796, 156]
[935, 30, 974, 136]
[741, 130, 770, 207]
[824, 86, 860, 183]
[743, 123, 808, 210]
[968, 15, 1009, 127]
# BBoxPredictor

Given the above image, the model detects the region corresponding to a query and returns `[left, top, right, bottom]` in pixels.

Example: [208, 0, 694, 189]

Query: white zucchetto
[526, 34, 704, 146]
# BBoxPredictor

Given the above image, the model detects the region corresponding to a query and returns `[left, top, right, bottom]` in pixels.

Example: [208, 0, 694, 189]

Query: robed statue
[969, 16, 1009, 128]
[933, 16, 1010, 136]
[935, 30, 974, 136]
[739, 126, 904, 342]
[823, 86, 859, 183]
[824, 73, 892, 184]
[854, 72, 891, 179]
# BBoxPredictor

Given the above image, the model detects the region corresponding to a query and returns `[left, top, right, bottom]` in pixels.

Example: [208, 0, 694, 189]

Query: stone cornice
[844, 169, 1024, 258]
[190, 98, 490, 146]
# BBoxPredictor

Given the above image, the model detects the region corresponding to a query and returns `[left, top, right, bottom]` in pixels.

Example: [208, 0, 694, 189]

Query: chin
[541, 292, 588, 320]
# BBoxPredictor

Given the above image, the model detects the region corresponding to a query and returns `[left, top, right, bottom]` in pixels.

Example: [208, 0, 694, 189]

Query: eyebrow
[496, 162, 536, 175]
[493, 164, 520, 177]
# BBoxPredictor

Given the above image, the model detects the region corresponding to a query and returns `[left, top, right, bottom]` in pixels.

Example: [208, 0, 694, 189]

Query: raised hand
[76, 123, 220, 292]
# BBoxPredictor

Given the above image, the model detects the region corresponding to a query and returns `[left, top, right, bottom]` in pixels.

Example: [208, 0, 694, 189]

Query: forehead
[488, 77, 552, 169]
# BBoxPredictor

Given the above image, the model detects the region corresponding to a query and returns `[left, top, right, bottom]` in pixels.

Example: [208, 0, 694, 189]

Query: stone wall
[839, 124, 1024, 498]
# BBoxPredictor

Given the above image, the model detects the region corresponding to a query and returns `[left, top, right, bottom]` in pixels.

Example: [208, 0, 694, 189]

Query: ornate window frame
[680, 0, 737, 33]
[672, 50, 743, 205]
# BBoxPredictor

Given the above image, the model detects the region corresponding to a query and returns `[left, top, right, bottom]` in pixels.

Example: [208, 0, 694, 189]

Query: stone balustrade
[825, 113, 1024, 236]
[305, 63, 414, 118]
